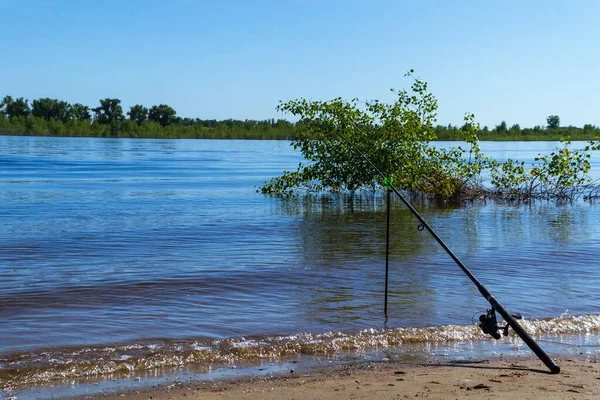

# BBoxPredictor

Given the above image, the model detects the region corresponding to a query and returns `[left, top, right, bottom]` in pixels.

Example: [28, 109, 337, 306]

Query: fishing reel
[478, 308, 522, 340]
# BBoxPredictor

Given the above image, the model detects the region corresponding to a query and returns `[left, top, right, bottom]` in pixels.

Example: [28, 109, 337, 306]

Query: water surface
[1, 136, 599, 396]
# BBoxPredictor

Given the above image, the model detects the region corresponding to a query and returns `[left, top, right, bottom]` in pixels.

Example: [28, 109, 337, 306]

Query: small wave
[1, 314, 599, 389]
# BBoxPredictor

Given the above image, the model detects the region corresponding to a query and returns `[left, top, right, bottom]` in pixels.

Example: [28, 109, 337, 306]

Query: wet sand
[90, 356, 600, 399]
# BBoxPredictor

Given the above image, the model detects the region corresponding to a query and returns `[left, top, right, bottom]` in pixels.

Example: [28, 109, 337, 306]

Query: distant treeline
[436, 116, 600, 141]
[1, 95, 599, 141]
[0, 96, 295, 139]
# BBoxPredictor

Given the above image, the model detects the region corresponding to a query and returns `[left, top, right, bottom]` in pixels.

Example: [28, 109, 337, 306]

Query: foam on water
[2, 314, 599, 391]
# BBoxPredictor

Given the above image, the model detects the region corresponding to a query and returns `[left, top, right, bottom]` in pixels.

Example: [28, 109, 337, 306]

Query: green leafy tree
[93, 98, 124, 124]
[260, 71, 484, 200]
[508, 123, 521, 136]
[148, 104, 176, 127]
[0, 96, 8, 116]
[3, 96, 30, 118]
[32, 98, 71, 123]
[547, 115, 560, 129]
[53, 100, 70, 123]
[70, 103, 91, 120]
[495, 121, 507, 133]
[128, 104, 149, 125]
[32, 97, 57, 120]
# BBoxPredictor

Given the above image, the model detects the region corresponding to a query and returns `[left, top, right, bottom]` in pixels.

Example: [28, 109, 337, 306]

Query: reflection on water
[277, 195, 600, 330]
[1, 136, 600, 394]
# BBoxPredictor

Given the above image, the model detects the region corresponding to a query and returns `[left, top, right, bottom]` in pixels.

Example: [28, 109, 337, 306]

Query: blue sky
[0, 0, 598, 128]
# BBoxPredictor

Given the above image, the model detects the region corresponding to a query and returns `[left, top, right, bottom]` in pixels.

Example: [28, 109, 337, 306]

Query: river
[1, 136, 599, 398]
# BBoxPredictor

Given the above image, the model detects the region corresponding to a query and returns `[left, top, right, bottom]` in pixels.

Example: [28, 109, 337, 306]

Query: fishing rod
[337, 127, 561, 374]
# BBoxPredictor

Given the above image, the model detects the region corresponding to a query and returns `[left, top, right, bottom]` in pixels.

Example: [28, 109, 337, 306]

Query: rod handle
[494, 301, 560, 374]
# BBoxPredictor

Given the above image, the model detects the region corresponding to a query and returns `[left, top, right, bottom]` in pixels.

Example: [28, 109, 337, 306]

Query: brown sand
[89, 356, 600, 400]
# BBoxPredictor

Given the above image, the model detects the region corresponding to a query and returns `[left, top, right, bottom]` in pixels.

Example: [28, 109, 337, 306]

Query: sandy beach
[89, 356, 600, 400]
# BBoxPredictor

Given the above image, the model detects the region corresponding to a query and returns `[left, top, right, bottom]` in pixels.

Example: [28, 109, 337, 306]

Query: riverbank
[86, 356, 599, 400]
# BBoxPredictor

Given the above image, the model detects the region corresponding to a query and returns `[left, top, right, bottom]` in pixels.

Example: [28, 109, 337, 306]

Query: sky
[0, 0, 598, 128]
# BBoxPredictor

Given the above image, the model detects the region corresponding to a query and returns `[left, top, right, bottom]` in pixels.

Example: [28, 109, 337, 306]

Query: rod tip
[550, 364, 560, 374]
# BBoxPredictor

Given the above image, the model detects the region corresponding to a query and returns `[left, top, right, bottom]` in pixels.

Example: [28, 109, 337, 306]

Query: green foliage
[128, 104, 148, 125]
[429, 118, 600, 141]
[70, 103, 91, 120]
[260, 72, 485, 200]
[488, 139, 600, 200]
[121, 120, 140, 136]
[1, 92, 599, 145]
[260, 74, 600, 202]
[32, 98, 70, 123]
[547, 115, 560, 129]
[2, 96, 30, 118]
[93, 98, 124, 125]
[148, 104, 176, 127]
[496, 121, 507, 133]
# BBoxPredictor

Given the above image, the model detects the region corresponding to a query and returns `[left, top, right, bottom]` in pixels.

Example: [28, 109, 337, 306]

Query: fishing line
[330, 122, 561, 374]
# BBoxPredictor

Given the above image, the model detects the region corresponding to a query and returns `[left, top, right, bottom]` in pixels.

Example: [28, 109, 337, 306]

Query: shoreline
[5, 325, 600, 399]
[83, 355, 600, 400]
[2, 132, 599, 142]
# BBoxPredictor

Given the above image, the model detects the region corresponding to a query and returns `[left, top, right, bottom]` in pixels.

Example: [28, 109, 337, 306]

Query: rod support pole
[384, 188, 391, 317]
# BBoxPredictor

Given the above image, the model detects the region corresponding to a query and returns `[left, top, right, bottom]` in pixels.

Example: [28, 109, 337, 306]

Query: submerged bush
[260, 72, 600, 202]
[487, 140, 600, 201]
